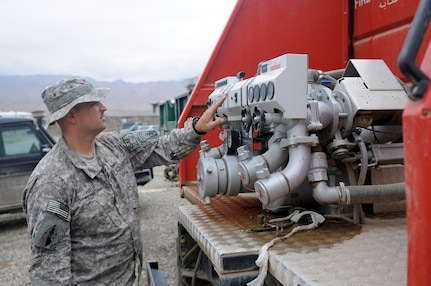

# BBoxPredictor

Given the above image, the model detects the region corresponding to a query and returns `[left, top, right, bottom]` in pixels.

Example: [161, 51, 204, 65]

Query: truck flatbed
[178, 186, 406, 285]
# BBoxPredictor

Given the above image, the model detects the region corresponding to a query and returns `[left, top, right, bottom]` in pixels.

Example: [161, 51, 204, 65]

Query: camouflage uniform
[23, 118, 203, 285]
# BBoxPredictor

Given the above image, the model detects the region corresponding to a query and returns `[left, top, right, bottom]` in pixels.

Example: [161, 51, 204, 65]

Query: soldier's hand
[194, 94, 227, 134]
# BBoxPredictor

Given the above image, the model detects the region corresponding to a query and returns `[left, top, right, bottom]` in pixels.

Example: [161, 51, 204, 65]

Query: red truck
[174, 1, 431, 285]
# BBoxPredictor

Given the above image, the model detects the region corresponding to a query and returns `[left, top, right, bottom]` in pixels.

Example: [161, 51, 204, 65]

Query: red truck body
[178, 0, 430, 183]
[177, 0, 431, 284]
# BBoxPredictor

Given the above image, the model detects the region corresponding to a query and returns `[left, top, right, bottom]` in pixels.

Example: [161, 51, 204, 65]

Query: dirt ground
[0, 165, 190, 286]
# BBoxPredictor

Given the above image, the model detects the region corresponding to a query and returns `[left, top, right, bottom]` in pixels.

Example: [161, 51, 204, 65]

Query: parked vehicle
[120, 121, 154, 186]
[0, 112, 55, 213]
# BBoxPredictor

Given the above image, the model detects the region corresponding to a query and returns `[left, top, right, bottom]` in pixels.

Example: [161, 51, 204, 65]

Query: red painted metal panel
[178, 0, 349, 185]
[352, 0, 431, 78]
[404, 34, 431, 286]
[353, 0, 418, 38]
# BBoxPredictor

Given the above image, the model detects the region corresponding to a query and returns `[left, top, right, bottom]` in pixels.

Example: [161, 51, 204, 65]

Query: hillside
[0, 75, 191, 116]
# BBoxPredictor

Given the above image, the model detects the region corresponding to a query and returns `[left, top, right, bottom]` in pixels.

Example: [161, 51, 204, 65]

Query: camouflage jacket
[22, 118, 203, 285]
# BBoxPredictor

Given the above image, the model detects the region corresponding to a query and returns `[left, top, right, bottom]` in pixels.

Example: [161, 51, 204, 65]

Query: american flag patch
[46, 199, 70, 222]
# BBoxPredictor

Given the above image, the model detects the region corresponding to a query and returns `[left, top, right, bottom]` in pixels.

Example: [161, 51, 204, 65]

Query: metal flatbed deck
[178, 186, 407, 285]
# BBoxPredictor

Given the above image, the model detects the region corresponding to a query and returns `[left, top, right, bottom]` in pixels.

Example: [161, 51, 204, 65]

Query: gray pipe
[199, 140, 225, 159]
[238, 140, 289, 185]
[238, 124, 289, 185]
[310, 151, 405, 205]
[312, 181, 405, 205]
[346, 182, 405, 204]
[254, 122, 311, 205]
[352, 133, 368, 186]
[312, 181, 344, 205]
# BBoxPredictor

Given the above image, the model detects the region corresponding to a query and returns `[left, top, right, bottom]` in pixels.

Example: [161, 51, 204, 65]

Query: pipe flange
[279, 134, 319, 148]
[338, 182, 351, 205]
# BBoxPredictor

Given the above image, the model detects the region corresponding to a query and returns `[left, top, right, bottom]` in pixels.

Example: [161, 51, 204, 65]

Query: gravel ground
[0, 166, 190, 286]
[139, 166, 191, 285]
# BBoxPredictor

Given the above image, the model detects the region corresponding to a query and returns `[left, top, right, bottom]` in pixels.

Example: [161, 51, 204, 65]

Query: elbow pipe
[309, 151, 405, 205]
[238, 140, 289, 185]
[311, 181, 343, 205]
[254, 123, 311, 205]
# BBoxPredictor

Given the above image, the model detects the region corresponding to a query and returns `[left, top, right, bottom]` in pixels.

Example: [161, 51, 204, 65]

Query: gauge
[253, 85, 260, 102]
[267, 81, 275, 100]
[260, 83, 267, 101]
[248, 86, 254, 103]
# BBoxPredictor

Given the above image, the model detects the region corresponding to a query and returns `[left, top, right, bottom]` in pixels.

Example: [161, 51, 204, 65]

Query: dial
[248, 86, 254, 103]
[267, 81, 275, 100]
[260, 83, 267, 101]
[253, 85, 260, 102]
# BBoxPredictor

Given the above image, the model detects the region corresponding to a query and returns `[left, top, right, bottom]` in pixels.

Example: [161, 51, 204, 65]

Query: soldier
[22, 76, 226, 285]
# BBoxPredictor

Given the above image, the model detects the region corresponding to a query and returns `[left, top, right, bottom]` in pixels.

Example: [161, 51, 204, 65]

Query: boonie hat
[42, 76, 109, 125]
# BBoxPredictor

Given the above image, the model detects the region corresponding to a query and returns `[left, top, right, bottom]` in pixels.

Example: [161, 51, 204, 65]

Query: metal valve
[253, 106, 266, 132]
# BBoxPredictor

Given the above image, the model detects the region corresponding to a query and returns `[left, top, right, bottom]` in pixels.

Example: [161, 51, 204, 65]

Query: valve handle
[241, 107, 253, 132]
[253, 106, 266, 132]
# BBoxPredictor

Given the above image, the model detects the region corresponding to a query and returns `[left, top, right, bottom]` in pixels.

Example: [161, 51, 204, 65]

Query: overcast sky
[0, 0, 237, 82]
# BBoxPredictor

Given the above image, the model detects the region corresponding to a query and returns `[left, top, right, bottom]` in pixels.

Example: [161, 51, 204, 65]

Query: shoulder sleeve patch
[38, 224, 58, 249]
[33, 211, 68, 249]
[122, 132, 139, 152]
[122, 130, 158, 152]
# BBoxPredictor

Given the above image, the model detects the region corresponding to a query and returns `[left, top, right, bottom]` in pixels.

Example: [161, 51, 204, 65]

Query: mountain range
[0, 75, 192, 116]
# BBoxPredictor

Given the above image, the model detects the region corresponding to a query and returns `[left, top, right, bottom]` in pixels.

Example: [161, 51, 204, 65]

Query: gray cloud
[0, 0, 236, 82]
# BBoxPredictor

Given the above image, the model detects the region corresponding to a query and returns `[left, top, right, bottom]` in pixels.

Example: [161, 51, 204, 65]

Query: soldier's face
[75, 101, 107, 135]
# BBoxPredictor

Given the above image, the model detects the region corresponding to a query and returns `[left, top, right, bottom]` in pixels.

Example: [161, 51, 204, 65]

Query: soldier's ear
[63, 109, 79, 124]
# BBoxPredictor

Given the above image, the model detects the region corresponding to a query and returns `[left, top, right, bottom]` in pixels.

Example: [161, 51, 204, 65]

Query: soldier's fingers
[210, 94, 227, 110]
[213, 118, 225, 126]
